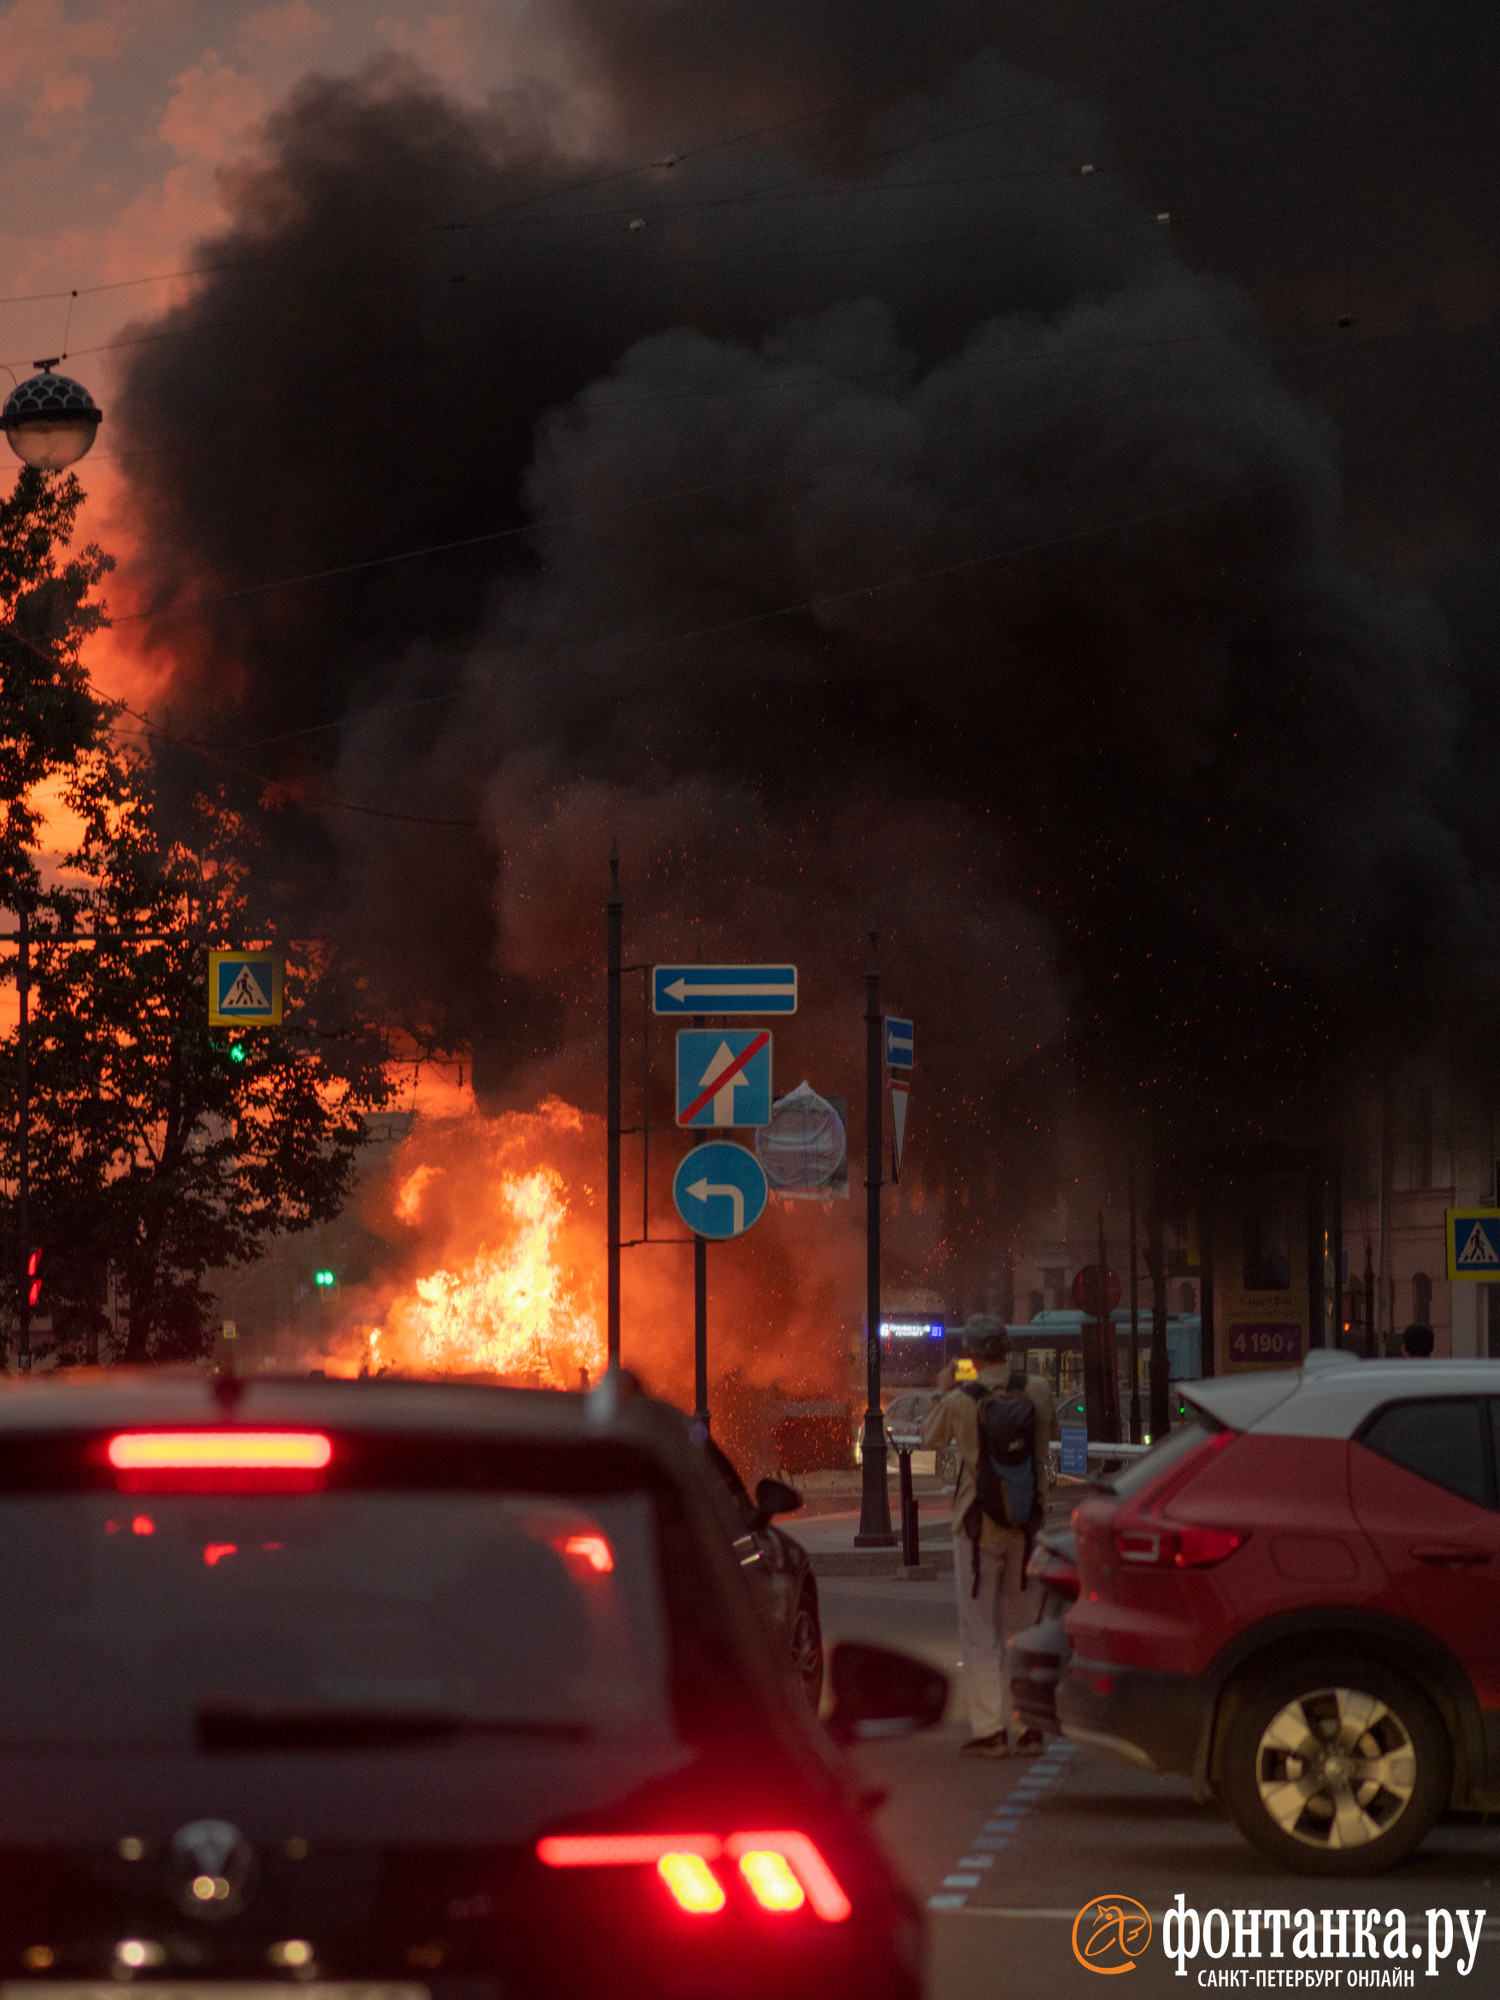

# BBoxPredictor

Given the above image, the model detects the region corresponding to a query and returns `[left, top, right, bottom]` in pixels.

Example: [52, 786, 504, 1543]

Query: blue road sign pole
[857, 927, 896, 1547]
[692, 1004, 709, 1436]
[606, 847, 621, 1373]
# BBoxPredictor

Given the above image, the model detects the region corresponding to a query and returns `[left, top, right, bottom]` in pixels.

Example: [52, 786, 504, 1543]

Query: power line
[177, 402, 1500, 763]
[99, 305, 1428, 633]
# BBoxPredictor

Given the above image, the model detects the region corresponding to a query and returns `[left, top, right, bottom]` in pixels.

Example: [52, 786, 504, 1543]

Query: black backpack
[961, 1370, 1039, 1595]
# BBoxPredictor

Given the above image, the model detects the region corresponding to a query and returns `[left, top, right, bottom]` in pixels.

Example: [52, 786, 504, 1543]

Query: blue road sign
[672, 1142, 769, 1240]
[884, 1015, 914, 1069]
[208, 950, 282, 1025]
[1059, 1425, 1089, 1478]
[676, 1029, 773, 1128]
[653, 964, 797, 1015]
[1446, 1208, 1500, 1280]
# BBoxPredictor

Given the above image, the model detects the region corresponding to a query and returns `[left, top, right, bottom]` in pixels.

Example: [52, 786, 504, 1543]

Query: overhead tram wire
[101, 302, 1431, 636]
[0, 0, 1402, 342]
[125, 403, 1500, 766]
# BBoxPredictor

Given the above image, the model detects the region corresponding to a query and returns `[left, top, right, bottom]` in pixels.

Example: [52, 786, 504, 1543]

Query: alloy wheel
[1255, 1686, 1417, 1849]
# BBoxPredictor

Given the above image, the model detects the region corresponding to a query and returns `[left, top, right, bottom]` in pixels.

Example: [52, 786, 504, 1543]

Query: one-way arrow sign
[653, 964, 798, 1015]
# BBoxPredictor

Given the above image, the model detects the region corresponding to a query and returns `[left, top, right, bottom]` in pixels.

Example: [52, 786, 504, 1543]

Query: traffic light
[314, 1269, 338, 1293]
[228, 1041, 246, 1064]
[26, 1249, 41, 1310]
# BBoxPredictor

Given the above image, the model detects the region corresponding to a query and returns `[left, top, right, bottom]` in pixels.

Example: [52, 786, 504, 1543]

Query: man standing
[922, 1314, 1055, 1757]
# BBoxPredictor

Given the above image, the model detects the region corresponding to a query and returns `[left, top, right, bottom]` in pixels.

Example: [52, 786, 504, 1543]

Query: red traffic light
[25, 1248, 40, 1309]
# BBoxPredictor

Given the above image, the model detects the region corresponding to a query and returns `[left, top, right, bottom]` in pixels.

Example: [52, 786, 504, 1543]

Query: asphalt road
[816, 1570, 1500, 1998]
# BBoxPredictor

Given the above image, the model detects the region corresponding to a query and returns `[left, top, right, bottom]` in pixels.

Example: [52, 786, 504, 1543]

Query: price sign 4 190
[1227, 1322, 1303, 1367]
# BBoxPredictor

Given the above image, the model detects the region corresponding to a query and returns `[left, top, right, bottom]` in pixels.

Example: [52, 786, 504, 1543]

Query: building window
[1412, 1272, 1432, 1325]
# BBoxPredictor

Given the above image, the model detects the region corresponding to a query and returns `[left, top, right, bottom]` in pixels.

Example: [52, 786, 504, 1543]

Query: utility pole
[856, 927, 895, 1546]
[692, 1004, 709, 1434]
[1148, 1165, 1170, 1441]
[1377, 1070, 1393, 1356]
[1097, 1210, 1121, 1443]
[606, 845, 621, 1371]
[1128, 1162, 1142, 1445]
[15, 900, 29, 1374]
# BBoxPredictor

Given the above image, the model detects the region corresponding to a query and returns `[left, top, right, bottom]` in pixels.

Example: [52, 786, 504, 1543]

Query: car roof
[0, 1366, 691, 1457]
[1186, 1354, 1500, 1440]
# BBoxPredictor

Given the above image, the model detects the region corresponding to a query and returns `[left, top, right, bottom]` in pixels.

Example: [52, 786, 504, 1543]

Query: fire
[325, 1099, 606, 1390]
[402, 1167, 602, 1382]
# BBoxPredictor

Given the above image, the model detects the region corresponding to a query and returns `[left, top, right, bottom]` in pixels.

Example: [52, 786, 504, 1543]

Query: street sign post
[884, 1015, 914, 1068]
[653, 965, 797, 1015]
[672, 1142, 769, 1241]
[675, 1029, 773, 1128]
[208, 950, 283, 1026]
[1446, 1208, 1500, 1280]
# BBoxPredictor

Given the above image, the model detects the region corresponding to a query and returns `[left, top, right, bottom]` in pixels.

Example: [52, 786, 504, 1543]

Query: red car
[1058, 1352, 1500, 1874]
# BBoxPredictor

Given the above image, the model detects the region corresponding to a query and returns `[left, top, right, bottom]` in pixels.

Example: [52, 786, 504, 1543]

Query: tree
[5, 754, 394, 1360]
[0, 467, 112, 904]
[0, 469, 393, 1360]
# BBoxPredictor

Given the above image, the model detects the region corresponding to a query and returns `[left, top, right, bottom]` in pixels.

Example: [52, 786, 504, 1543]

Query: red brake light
[561, 1533, 614, 1573]
[724, 1833, 852, 1922]
[537, 1831, 851, 1922]
[108, 1433, 332, 1470]
[657, 1853, 724, 1913]
[1113, 1524, 1246, 1568]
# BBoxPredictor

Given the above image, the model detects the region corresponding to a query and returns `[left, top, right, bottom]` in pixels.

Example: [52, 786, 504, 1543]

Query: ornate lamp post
[1, 362, 102, 471]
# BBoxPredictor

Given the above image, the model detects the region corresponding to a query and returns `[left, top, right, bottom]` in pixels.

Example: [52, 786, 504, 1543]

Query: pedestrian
[1400, 1322, 1435, 1357]
[921, 1313, 1055, 1757]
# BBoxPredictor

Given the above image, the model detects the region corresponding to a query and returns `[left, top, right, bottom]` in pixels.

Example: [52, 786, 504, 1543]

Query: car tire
[791, 1585, 824, 1709]
[936, 1448, 960, 1487]
[1219, 1653, 1450, 1876]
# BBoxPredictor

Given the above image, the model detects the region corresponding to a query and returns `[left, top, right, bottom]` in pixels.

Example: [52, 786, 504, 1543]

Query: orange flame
[397, 1166, 602, 1382]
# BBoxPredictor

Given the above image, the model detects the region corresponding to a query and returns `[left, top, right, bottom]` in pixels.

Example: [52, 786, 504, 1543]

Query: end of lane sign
[676, 1029, 772, 1128]
[653, 964, 797, 1015]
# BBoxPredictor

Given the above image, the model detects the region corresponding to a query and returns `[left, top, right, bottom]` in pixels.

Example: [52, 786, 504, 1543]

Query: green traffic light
[229, 1043, 246, 1063]
[314, 1270, 336, 1287]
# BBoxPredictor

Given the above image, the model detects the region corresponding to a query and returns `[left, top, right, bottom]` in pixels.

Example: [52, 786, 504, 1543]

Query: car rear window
[1360, 1399, 1493, 1508]
[1101, 1409, 1225, 1500]
[0, 1489, 673, 1750]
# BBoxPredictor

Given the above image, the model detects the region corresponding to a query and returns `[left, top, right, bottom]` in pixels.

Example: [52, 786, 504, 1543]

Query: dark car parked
[0, 1368, 946, 1998]
[1007, 1526, 1081, 1738]
[703, 1438, 824, 1707]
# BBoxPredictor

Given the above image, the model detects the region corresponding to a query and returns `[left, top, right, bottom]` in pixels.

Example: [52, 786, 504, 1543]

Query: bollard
[898, 1449, 919, 1567]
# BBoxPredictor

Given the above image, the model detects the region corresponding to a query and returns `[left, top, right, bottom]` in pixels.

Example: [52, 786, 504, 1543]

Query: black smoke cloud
[109, 10, 1500, 1243]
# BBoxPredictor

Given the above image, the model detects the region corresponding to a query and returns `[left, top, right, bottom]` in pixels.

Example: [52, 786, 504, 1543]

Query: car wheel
[1219, 1654, 1449, 1876]
[936, 1448, 960, 1487]
[791, 1586, 824, 1709]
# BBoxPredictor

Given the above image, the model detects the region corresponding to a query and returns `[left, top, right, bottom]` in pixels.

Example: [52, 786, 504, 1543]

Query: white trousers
[952, 1526, 1031, 1739]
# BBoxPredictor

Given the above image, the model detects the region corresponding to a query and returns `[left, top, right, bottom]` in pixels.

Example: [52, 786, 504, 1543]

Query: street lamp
[1, 361, 102, 471]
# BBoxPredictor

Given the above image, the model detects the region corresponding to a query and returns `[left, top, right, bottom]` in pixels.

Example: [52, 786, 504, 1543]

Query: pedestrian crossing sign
[1445, 1208, 1500, 1281]
[208, 950, 283, 1026]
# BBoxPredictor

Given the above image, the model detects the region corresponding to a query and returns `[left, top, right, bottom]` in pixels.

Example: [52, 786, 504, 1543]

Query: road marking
[928, 1747, 1075, 1911]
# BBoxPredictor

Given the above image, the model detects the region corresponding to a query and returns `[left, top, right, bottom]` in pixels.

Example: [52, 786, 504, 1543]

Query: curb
[808, 1545, 955, 1577]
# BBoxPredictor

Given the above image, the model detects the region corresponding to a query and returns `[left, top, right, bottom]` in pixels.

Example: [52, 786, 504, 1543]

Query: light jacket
[920, 1363, 1056, 1551]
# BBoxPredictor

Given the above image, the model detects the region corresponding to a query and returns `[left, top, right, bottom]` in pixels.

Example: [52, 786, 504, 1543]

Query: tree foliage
[0, 469, 393, 1361]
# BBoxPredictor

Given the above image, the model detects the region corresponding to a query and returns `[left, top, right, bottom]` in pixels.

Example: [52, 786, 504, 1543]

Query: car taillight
[537, 1831, 851, 1922]
[107, 1432, 332, 1493]
[1113, 1523, 1246, 1568]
